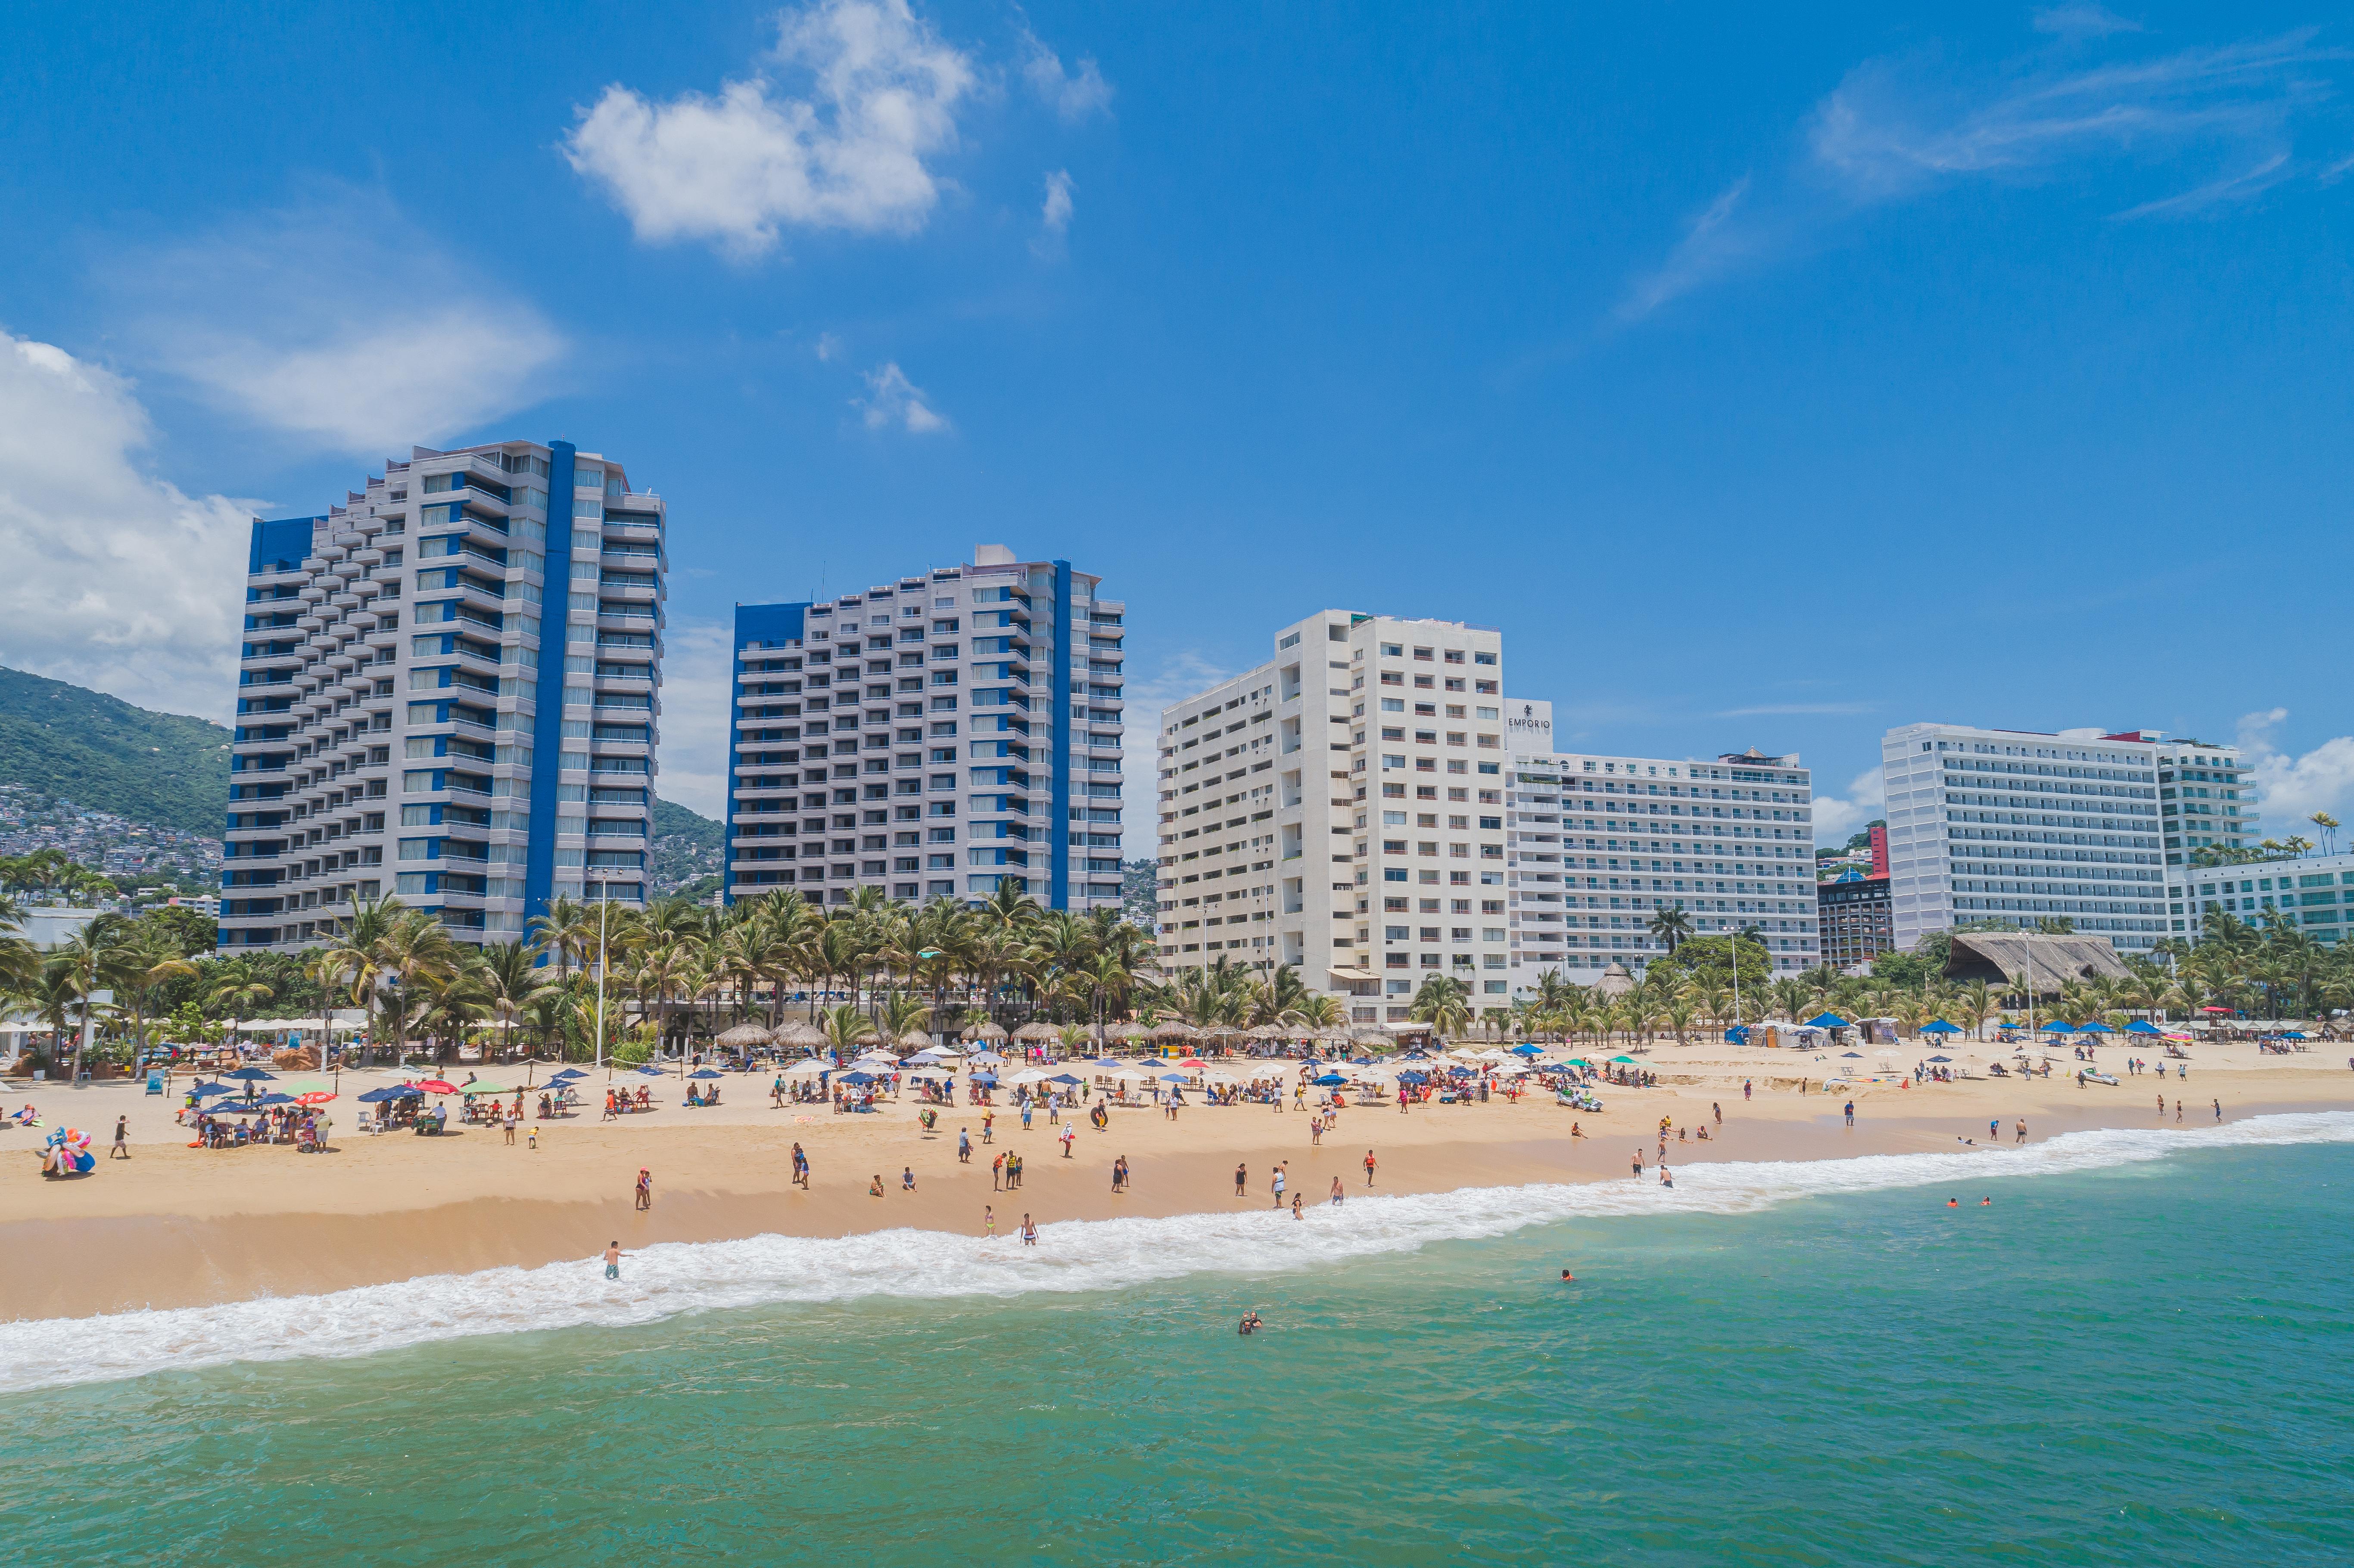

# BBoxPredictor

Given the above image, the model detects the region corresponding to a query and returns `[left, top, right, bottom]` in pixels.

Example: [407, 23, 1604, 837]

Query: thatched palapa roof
[716, 1023, 775, 1048]
[1944, 933, 2131, 992]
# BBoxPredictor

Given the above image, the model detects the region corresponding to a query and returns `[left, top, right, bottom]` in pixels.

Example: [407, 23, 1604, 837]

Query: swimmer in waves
[1238, 1310, 1264, 1336]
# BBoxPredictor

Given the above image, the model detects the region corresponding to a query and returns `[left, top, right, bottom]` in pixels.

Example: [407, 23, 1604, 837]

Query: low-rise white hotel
[1156, 613, 1516, 1023]
[1879, 723, 2251, 957]
[1504, 747, 1820, 981]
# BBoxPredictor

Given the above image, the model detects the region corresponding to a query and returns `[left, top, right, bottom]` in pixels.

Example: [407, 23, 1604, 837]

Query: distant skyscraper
[1878, 723, 2250, 957]
[724, 546, 1125, 909]
[220, 440, 667, 953]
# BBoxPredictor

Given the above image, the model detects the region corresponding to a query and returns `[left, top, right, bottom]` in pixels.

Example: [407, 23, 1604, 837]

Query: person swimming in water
[1238, 1310, 1263, 1335]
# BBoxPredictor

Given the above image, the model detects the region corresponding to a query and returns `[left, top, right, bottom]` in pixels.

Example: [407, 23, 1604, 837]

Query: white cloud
[1020, 28, 1114, 121]
[0, 332, 251, 720]
[654, 619, 733, 818]
[566, 0, 974, 259]
[1041, 168, 1075, 234]
[121, 198, 564, 456]
[855, 361, 947, 432]
[2238, 709, 2354, 832]
[1810, 765, 1886, 844]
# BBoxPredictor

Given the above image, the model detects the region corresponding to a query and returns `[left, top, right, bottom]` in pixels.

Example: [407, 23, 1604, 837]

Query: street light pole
[595, 894, 609, 1080]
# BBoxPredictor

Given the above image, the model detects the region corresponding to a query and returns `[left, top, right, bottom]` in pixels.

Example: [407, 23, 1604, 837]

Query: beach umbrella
[415, 1079, 460, 1094]
[1926, 1055, 1953, 1063]
[1046, 1073, 1083, 1085]
[635, 1065, 667, 1076]
[714, 1022, 775, 1049]
[688, 1068, 723, 1079]
[1510, 1043, 1544, 1056]
[839, 1071, 879, 1085]
[1177, 1057, 1208, 1069]
[1840, 1052, 1864, 1059]
[1311, 1073, 1345, 1086]
[1610, 1055, 1637, 1064]
[248, 1092, 298, 1108]
[2125, 1020, 2163, 1036]
[356, 1086, 419, 1103]
[2039, 1020, 2077, 1033]
[1159, 1073, 1192, 1083]
[968, 1072, 999, 1086]
[1921, 1020, 1960, 1035]
[2078, 1020, 2115, 1035]
[295, 1092, 336, 1106]
[222, 1066, 277, 1081]
[190, 1082, 234, 1098]
[1804, 1013, 1850, 1029]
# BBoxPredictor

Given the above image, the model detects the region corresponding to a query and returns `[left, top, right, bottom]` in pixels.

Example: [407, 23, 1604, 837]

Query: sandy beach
[6, 1039, 2348, 1322]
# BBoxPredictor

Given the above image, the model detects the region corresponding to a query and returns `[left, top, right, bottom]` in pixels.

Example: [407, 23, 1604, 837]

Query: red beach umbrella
[296, 1092, 337, 1106]
[416, 1080, 460, 1094]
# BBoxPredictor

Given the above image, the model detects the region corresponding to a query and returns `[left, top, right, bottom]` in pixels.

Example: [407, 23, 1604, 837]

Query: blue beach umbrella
[1921, 1020, 1960, 1035]
[839, 1071, 879, 1085]
[190, 1083, 234, 1098]
[2078, 1020, 2115, 1035]
[222, 1066, 277, 1082]
[1397, 1071, 1429, 1084]
[1510, 1043, 1544, 1056]
[1311, 1073, 1345, 1086]
[635, 1065, 666, 1076]
[1926, 1055, 1953, 1064]
[1804, 1014, 1850, 1029]
[2125, 1020, 2162, 1035]
[688, 1069, 723, 1079]
[1046, 1073, 1083, 1085]
[356, 1086, 419, 1103]
[968, 1072, 999, 1086]
[2039, 1020, 2077, 1033]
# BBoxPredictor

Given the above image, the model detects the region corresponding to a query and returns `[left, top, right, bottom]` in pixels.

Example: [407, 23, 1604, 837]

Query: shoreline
[6, 1044, 2349, 1323]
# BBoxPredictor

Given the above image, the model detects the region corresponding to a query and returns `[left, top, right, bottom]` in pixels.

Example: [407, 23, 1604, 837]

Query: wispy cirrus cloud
[112, 193, 564, 455]
[1019, 25, 1114, 121]
[1620, 24, 2351, 320]
[855, 361, 948, 432]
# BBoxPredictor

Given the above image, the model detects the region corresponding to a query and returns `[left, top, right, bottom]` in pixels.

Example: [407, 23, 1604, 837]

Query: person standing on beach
[1713, 1102, 1722, 1127]
[1021, 1213, 1038, 1246]
[1632, 1150, 1644, 1178]
[1292, 1192, 1303, 1220]
[604, 1241, 625, 1280]
[959, 1127, 972, 1164]
[1272, 1164, 1287, 1208]
[635, 1168, 652, 1210]
[1364, 1149, 1378, 1187]
[110, 1116, 130, 1159]
[1743, 1080, 1752, 1102]
[992, 1151, 1005, 1191]
[1060, 1121, 1077, 1158]
[984, 1205, 996, 1237]
[1235, 1162, 1248, 1197]
[2175, 1099, 2183, 1123]
[1844, 1101, 1855, 1126]
[1331, 1176, 1345, 1206]
[2015, 1119, 2027, 1144]
[792, 1142, 810, 1188]
[2212, 1098, 2221, 1122]
[504, 1107, 517, 1145]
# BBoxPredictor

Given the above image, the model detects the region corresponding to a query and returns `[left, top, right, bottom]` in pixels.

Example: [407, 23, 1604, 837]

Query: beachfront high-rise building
[2182, 851, 2354, 946]
[219, 441, 667, 953]
[1504, 747, 1819, 983]
[723, 547, 1125, 909]
[1878, 723, 2250, 958]
[1155, 613, 1512, 1021]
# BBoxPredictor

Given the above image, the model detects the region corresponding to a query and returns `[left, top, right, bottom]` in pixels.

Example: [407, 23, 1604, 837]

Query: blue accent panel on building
[1050, 559, 1072, 910]
[248, 516, 322, 574]
[722, 600, 810, 907]
[523, 442, 576, 927]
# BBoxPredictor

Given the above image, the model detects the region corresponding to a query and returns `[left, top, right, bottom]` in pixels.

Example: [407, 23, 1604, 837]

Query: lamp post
[595, 893, 610, 1081]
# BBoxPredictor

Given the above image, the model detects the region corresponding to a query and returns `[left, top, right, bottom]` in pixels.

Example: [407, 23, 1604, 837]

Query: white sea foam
[6, 1112, 2350, 1394]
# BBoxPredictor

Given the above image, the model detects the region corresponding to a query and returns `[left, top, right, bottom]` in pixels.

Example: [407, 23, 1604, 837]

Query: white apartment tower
[723, 548, 1126, 909]
[1504, 747, 1818, 981]
[1157, 613, 1511, 1023]
[220, 440, 667, 952]
[1880, 723, 2251, 957]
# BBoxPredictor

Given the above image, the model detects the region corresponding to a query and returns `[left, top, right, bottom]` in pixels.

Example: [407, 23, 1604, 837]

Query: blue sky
[2, 0, 2350, 841]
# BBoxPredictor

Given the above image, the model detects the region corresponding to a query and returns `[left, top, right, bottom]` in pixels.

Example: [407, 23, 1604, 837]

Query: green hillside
[652, 795, 722, 847]
[0, 666, 233, 835]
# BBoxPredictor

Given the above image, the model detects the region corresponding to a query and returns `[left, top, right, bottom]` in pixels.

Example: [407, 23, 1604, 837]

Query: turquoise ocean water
[6, 1117, 2353, 1565]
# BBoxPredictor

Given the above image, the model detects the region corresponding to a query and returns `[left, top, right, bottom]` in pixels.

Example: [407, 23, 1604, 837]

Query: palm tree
[48, 912, 134, 1080]
[819, 1000, 875, 1057]
[207, 956, 278, 1054]
[375, 909, 460, 1063]
[115, 928, 198, 1069]
[1646, 903, 1694, 955]
[1407, 974, 1471, 1040]
[2311, 813, 2341, 856]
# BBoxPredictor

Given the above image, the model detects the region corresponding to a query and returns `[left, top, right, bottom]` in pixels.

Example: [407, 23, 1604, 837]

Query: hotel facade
[1158, 613, 1544, 1023]
[1504, 747, 1820, 982]
[723, 547, 1126, 909]
[1879, 723, 2251, 958]
[220, 440, 667, 952]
